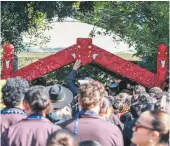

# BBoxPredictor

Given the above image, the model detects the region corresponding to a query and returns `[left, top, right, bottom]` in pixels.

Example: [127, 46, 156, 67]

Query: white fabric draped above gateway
[22, 17, 136, 54]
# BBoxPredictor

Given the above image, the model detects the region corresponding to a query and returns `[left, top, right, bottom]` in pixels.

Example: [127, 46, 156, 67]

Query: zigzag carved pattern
[92, 45, 156, 88]
[11, 45, 76, 81]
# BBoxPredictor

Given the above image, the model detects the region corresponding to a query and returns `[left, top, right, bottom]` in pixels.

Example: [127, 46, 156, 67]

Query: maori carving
[156, 44, 168, 88]
[92, 46, 156, 88]
[2, 38, 168, 88]
[11, 45, 76, 81]
[75, 38, 93, 66]
[2, 44, 14, 79]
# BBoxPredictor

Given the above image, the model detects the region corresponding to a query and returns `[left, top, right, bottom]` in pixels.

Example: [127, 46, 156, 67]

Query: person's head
[78, 80, 106, 113]
[108, 81, 119, 96]
[149, 87, 163, 97]
[45, 84, 73, 110]
[79, 140, 102, 146]
[47, 129, 78, 146]
[2, 77, 29, 108]
[138, 92, 151, 104]
[133, 85, 146, 95]
[99, 96, 113, 119]
[115, 93, 131, 113]
[131, 110, 170, 146]
[24, 85, 52, 116]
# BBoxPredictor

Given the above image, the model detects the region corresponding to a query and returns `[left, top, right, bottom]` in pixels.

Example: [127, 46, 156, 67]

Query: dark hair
[24, 85, 51, 113]
[47, 129, 78, 146]
[133, 85, 146, 94]
[79, 140, 102, 146]
[150, 110, 169, 144]
[2, 77, 29, 107]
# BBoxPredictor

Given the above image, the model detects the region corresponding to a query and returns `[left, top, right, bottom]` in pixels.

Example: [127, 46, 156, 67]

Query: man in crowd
[65, 80, 124, 146]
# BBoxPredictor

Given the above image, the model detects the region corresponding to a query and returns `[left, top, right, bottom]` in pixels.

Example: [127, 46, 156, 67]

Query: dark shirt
[66, 69, 79, 97]
[1, 107, 26, 134]
[2, 117, 61, 146]
[65, 112, 124, 146]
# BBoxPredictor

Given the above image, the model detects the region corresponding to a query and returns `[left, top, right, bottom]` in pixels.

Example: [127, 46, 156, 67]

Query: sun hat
[45, 84, 73, 109]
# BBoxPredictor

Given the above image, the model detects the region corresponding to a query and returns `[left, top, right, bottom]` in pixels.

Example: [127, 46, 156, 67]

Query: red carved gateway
[1, 38, 169, 88]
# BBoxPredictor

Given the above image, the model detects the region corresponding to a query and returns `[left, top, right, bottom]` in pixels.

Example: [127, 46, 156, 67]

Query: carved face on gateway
[157, 44, 168, 69]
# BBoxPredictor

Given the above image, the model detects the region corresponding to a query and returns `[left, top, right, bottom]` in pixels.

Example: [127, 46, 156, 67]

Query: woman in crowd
[47, 129, 78, 146]
[2, 85, 61, 146]
[1, 77, 29, 134]
[131, 110, 169, 146]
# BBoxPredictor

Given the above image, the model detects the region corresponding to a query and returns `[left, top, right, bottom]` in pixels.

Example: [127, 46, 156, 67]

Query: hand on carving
[73, 60, 81, 71]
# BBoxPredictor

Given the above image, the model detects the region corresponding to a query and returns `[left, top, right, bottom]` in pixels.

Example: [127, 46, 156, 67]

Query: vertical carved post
[2, 44, 14, 79]
[156, 43, 168, 88]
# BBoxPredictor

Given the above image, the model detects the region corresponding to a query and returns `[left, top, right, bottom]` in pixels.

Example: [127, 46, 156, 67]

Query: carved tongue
[5, 60, 10, 68]
[161, 60, 165, 68]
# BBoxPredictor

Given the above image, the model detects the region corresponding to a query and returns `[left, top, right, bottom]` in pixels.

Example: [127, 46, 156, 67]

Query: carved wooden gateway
[2, 38, 169, 88]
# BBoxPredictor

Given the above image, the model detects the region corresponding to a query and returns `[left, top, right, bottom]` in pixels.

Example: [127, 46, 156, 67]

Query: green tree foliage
[1, 1, 94, 52]
[73, 1, 169, 72]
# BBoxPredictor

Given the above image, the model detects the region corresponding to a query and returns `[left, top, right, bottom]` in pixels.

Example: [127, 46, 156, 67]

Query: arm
[66, 60, 81, 97]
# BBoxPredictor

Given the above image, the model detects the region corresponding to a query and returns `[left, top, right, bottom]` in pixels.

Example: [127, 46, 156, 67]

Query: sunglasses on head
[134, 123, 155, 132]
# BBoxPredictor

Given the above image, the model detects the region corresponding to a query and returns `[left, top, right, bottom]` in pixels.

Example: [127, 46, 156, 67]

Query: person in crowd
[47, 129, 78, 146]
[154, 92, 170, 114]
[131, 85, 146, 104]
[46, 84, 73, 124]
[1, 77, 29, 133]
[101, 96, 124, 131]
[137, 92, 155, 111]
[65, 80, 124, 146]
[115, 93, 131, 122]
[107, 80, 120, 96]
[131, 110, 170, 146]
[149, 87, 163, 98]
[123, 93, 155, 146]
[66, 60, 93, 117]
[2, 85, 61, 146]
[79, 140, 103, 146]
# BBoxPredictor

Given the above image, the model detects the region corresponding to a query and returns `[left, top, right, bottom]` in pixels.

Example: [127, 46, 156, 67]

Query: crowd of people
[0, 60, 169, 146]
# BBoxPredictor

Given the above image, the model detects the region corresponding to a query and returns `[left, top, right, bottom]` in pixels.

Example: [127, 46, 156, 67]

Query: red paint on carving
[2, 39, 168, 88]
[2, 44, 14, 79]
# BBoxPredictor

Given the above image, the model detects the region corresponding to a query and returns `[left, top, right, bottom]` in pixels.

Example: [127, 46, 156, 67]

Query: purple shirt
[2, 117, 61, 146]
[1, 108, 26, 134]
[65, 113, 124, 146]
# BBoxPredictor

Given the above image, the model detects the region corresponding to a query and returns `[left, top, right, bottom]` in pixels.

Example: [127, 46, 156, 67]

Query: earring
[149, 139, 153, 143]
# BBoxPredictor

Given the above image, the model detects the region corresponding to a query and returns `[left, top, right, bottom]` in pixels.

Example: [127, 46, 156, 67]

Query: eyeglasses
[134, 123, 155, 132]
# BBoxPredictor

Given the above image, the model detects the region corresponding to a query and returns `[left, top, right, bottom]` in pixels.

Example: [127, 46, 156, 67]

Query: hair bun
[58, 137, 68, 146]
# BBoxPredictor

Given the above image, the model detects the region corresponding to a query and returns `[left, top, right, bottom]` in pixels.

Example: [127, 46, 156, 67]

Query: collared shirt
[65, 112, 124, 146]
[1, 107, 26, 134]
[1, 116, 61, 146]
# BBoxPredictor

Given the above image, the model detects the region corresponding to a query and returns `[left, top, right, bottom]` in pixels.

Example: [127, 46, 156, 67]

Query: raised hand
[73, 60, 81, 71]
